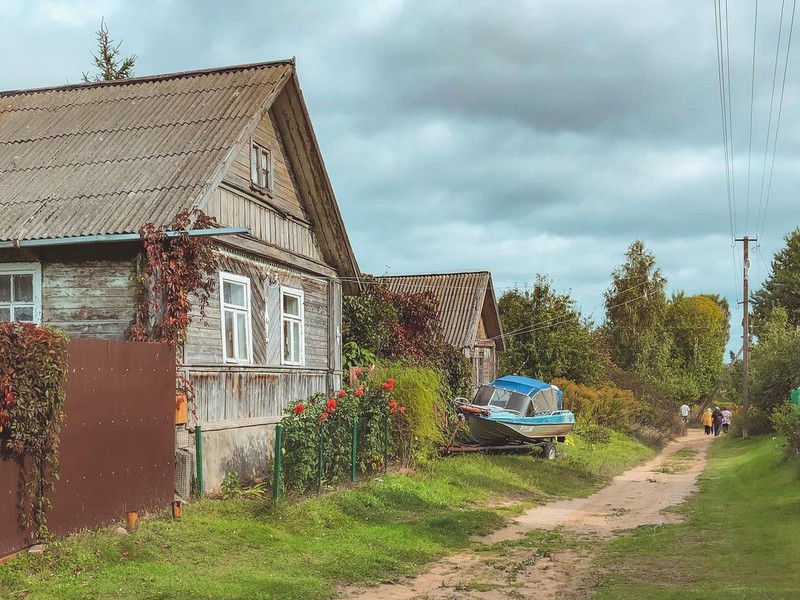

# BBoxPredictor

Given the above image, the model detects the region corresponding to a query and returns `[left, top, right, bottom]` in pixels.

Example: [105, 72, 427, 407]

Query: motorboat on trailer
[457, 375, 575, 448]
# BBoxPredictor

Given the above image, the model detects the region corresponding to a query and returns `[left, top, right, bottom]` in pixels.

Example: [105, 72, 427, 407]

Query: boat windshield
[531, 388, 560, 413]
[473, 385, 531, 415]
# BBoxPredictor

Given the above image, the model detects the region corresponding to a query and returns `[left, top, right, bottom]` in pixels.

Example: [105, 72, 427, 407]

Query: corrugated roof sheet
[375, 271, 504, 350]
[0, 61, 292, 241]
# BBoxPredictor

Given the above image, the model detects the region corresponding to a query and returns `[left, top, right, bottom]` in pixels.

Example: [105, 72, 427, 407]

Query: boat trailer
[440, 416, 560, 459]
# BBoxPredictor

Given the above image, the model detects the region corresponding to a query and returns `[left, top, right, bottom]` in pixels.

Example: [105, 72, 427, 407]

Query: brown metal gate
[0, 338, 175, 557]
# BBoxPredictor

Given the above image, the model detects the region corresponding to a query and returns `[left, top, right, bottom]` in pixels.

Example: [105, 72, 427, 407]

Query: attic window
[250, 141, 273, 192]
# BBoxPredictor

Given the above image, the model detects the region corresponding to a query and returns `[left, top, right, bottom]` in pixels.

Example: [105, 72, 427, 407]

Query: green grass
[594, 435, 800, 599]
[0, 431, 654, 600]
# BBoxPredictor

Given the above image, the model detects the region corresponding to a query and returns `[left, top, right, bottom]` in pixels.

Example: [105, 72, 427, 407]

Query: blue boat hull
[465, 411, 575, 446]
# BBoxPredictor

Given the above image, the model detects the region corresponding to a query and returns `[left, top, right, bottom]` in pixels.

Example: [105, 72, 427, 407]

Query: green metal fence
[271, 414, 391, 501]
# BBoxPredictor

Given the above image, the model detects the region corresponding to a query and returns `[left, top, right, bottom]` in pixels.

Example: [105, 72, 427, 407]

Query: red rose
[326, 399, 338, 413]
[389, 400, 397, 410]
[354, 387, 364, 397]
[399, 406, 406, 414]
[354, 368, 363, 378]
[293, 404, 305, 415]
[337, 390, 346, 398]
[320, 412, 329, 421]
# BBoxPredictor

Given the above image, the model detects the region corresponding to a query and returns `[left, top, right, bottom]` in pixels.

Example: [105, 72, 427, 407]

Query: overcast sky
[1, 0, 797, 354]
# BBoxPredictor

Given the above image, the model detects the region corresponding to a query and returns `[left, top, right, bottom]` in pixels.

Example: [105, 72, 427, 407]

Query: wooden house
[0, 60, 360, 489]
[376, 272, 504, 388]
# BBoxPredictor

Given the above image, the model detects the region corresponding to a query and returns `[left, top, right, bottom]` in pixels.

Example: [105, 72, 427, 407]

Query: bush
[772, 403, 800, 457]
[373, 363, 447, 465]
[573, 418, 612, 444]
[553, 378, 637, 432]
[608, 368, 684, 439]
[280, 370, 417, 491]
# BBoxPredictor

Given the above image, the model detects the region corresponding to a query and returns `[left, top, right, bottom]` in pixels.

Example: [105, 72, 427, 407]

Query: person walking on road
[679, 403, 690, 433]
[702, 408, 714, 435]
[721, 407, 732, 434]
[712, 406, 723, 437]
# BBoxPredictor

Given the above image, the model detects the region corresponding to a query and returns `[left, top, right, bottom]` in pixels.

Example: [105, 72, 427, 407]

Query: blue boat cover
[490, 375, 552, 397]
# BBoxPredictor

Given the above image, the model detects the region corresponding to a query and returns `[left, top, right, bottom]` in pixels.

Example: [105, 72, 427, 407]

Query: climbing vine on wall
[0, 322, 70, 540]
[126, 208, 220, 411]
[127, 208, 219, 348]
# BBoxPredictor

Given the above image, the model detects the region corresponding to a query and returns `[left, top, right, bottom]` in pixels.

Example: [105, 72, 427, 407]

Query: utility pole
[736, 235, 755, 438]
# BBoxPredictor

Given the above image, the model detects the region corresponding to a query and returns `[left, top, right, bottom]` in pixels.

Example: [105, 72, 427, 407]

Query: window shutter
[265, 285, 282, 365]
[250, 143, 258, 184]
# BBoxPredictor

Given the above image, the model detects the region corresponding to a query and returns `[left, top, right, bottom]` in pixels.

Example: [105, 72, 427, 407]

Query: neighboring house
[375, 272, 505, 388]
[0, 60, 360, 489]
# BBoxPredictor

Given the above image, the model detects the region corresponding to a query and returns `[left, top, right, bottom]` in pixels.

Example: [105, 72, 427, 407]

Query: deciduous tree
[749, 306, 800, 432]
[498, 276, 605, 385]
[663, 294, 729, 401]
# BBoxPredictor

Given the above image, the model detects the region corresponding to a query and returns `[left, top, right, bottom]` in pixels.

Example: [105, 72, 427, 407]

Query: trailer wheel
[543, 442, 556, 460]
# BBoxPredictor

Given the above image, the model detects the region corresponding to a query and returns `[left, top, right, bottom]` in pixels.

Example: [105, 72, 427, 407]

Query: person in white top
[679, 403, 690, 426]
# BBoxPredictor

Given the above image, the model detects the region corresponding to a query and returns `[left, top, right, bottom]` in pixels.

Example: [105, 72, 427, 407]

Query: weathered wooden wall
[206, 186, 323, 262]
[471, 315, 498, 387]
[185, 99, 345, 427]
[187, 368, 332, 422]
[224, 108, 304, 213]
[184, 250, 333, 369]
[0, 245, 137, 339]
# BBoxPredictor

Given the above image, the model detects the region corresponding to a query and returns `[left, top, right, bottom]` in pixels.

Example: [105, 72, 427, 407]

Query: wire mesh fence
[272, 414, 393, 501]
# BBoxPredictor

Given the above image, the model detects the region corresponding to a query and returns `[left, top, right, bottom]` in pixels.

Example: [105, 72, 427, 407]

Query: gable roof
[0, 60, 359, 283]
[376, 271, 505, 352]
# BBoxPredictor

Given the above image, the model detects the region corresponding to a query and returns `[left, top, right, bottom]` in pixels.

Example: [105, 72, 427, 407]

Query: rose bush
[280, 371, 411, 492]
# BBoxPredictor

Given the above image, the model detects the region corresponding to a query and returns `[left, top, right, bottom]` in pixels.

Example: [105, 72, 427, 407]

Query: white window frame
[219, 271, 253, 364]
[280, 286, 305, 366]
[250, 140, 274, 192]
[0, 262, 42, 324]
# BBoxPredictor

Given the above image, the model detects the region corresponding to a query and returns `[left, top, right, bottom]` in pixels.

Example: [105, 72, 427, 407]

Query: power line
[755, 0, 787, 237]
[760, 0, 798, 241]
[745, 0, 759, 234]
[724, 0, 738, 234]
[490, 291, 652, 342]
[714, 0, 737, 242]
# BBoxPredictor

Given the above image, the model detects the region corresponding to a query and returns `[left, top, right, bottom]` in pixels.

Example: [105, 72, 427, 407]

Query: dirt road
[342, 428, 713, 600]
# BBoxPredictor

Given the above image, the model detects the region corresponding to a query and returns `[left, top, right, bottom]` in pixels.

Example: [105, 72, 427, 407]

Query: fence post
[318, 423, 325, 492]
[351, 416, 359, 482]
[383, 414, 389, 474]
[272, 424, 283, 502]
[195, 425, 204, 498]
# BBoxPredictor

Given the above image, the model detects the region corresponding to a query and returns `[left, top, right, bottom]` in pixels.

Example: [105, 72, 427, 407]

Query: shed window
[0, 263, 41, 324]
[220, 272, 252, 364]
[250, 141, 273, 192]
[281, 287, 304, 365]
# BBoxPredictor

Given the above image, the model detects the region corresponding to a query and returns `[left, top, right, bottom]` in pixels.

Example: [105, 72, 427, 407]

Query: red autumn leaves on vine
[0, 378, 15, 433]
[127, 208, 219, 348]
